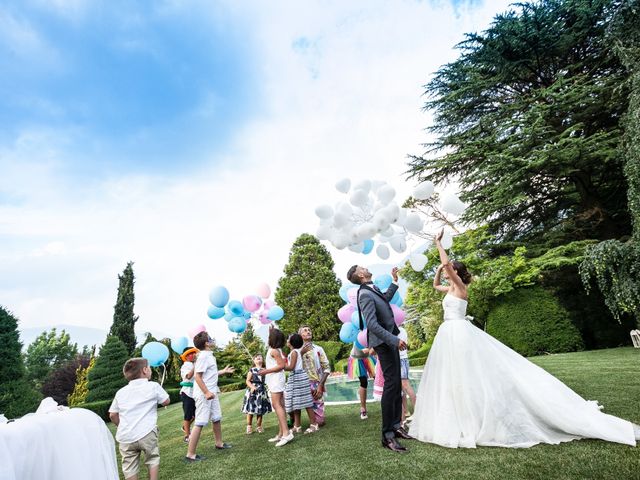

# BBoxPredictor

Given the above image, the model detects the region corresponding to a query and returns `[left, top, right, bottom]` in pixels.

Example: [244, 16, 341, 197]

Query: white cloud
[0, 0, 513, 346]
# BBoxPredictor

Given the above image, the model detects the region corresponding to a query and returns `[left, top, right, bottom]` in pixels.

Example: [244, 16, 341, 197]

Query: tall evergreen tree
[408, 0, 632, 246]
[0, 306, 41, 418]
[86, 335, 129, 402]
[275, 234, 343, 341]
[109, 262, 139, 354]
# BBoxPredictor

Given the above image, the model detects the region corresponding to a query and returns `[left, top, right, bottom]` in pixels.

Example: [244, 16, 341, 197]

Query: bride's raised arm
[435, 229, 466, 292]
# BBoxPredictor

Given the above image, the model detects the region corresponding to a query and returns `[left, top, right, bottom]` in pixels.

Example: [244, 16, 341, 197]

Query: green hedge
[315, 341, 348, 370]
[334, 358, 348, 374]
[409, 357, 428, 367]
[76, 400, 112, 422]
[487, 287, 584, 357]
[220, 382, 245, 393]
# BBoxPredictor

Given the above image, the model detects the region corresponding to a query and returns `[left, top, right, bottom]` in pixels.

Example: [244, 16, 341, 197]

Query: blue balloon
[339, 323, 358, 343]
[354, 339, 365, 350]
[374, 274, 393, 292]
[228, 317, 247, 334]
[362, 239, 374, 255]
[350, 310, 365, 329]
[390, 291, 403, 306]
[224, 311, 234, 321]
[267, 305, 285, 321]
[207, 305, 225, 320]
[243, 311, 251, 320]
[170, 337, 188, 354]
[227, 300, 244, 316]
[142, 342, 170, 367]
[339, 284, 352, 303]
[209, 286, 229, 308]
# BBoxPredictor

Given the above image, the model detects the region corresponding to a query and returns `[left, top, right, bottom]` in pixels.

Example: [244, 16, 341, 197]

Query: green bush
[166, 388, 181, 404]
[315, 341, 348, 370]
[409, 357, 428, 367]
[487, 287, 584, 356]
[334, 358, 348, 374]
[76, 399, 113, 422]
[220, 382, 244, 393]
[0, 379, 42, 419]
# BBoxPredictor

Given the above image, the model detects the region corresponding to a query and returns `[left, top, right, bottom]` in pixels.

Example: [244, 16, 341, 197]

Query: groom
[347, 265, 410, 453]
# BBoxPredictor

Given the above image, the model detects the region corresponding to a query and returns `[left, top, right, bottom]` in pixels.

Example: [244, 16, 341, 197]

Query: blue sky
[0, 0, 514, 345]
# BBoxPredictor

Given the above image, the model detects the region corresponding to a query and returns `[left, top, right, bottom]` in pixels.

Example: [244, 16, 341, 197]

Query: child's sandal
[304, 424, 319, 434]
[256, 426, 264, 433]
[292, 426, 302, 434]
[246, 425, 253, 435]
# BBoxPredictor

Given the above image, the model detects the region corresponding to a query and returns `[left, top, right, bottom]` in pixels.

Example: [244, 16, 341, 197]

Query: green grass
[109, 347, 640, 480]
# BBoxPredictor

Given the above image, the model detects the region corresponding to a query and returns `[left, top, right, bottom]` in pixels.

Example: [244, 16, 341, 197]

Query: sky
[0, 0, 515, 346]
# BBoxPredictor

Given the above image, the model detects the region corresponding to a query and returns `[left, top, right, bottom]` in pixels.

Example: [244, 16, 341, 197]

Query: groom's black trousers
[374, 343, 403, 440]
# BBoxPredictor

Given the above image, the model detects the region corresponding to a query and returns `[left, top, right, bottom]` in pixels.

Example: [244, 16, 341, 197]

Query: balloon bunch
[336, 273, 406, 348]
[206, 282, 284, 335]
[314, 178, 467, 271]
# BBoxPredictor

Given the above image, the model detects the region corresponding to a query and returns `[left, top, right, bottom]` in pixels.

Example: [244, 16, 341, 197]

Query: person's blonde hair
[123, 358, 149, 381]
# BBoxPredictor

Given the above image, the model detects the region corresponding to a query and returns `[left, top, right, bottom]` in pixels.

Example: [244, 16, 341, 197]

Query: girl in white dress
[409, 230, 640, 448]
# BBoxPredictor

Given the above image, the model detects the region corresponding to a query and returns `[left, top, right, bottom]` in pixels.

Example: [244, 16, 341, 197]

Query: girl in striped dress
[284, 333, 318, 434]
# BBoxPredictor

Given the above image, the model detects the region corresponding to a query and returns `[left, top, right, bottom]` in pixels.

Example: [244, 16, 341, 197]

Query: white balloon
[404, 213, 424, 233]
[380, 226, 395, 238]
[316, 224, 333, 240]
[440, 192, 466, 216]
[336, 201, 353, 217]
[354, 179, 371, 194]
[315, 204, 334, 219]
[389, 235, 407, 253]
[332, 233, 350, 250]
[441, 229, 454, 249]
[333, 212, 350, 228]
[350, 189, 368, 207]
[395, 207, 408, 226]
[348, 242, 364, 253]
[413, 181, 435, 200]
[413, 241, 432, 254]
[335, 178, 351, 194]
[373, 212, 390, 232]
[377, 185, 396, 204]
[376, 244, 390, 260]
[409, 253, 428, 272]
[357, 222, 377, 239]
[370, 180, 385, 192]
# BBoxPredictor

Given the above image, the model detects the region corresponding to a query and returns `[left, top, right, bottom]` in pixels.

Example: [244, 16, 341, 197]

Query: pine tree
[275, 233, 343, 340]
[86, 336, 129, 402]
[0, 306, 41, 418]
[109, 262, 139, 354]
[68, 356, 95, 406]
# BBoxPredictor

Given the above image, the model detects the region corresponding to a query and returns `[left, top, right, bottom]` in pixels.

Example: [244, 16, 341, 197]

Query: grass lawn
[109, 347, 640, 480]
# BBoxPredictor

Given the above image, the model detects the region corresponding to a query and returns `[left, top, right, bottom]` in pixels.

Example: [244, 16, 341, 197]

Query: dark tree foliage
[409, 0, 632, 245]
[41, 355, 91, 406]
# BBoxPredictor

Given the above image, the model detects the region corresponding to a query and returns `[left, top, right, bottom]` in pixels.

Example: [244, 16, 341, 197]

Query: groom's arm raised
[382, 267, 400, 302]
[360, 290, 401, 348]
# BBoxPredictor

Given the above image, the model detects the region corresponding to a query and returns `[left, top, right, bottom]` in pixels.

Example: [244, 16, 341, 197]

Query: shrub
[334, 358, 348, 374]
[486, 287, 584, 356]
[86, 336, 129, 402]
[76, 400, 112, 422]
[42, 356, 90, 406]
[314, 341, 348, 370]
[0, 380, 42, 419]
[220, 382, 244, 393]
[409, 357, 428, 367]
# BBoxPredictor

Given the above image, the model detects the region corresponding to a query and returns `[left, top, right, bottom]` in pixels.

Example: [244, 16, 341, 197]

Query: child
[398, 326, 416, 426]
[241, 354, 272, 434]
[284, 333, 318, 434]
[109, 358, 170, 480]
[347, 344, 376, 420]
[258, 327, 293, 447]
[179, 347, 199, 442]
[185, 331, 235, 462]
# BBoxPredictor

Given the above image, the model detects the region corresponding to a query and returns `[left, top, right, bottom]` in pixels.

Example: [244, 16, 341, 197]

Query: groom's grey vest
[357, 283, 400, 349]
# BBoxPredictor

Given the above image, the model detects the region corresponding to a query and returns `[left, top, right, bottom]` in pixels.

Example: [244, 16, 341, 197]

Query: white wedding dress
[409, 293, 637, 448]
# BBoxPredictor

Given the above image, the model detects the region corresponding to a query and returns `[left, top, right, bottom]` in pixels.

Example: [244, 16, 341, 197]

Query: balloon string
[160, 364, 166, 387]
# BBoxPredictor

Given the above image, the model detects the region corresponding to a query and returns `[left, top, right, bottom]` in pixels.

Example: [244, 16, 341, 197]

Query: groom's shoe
[394, 427, 412, 440]
[382, 438, 408, 453]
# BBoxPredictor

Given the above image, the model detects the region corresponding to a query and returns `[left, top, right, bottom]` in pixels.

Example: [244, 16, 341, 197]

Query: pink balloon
[188, 324, 207, 339]
[357, 329, 368, 347]
[337, 304, 355, 323]
[258, 312, 271, 325]
[243, 295, 262, 313]
[256, 283, 271, 299]
[263, 300, 275, 311]
[347, 287, 359, 306]
[391, 304, 406, 326]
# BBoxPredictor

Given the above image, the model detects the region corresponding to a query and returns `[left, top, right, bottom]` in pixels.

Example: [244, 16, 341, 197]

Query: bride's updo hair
[452, 261, 472, 285]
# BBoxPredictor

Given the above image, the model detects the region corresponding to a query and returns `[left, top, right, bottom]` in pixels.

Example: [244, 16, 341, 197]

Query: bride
[408, 230, 639, 448]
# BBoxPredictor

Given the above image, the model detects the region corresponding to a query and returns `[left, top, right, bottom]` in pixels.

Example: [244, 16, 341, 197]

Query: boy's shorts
[194, 394, 222, 426]
[400, 358, 410, 380]
[118, 429, 159, 478]
[181, 392, 196, 421]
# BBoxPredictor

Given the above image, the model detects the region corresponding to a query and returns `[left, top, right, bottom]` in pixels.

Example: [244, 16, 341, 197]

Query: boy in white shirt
[185, 331, 235, 462]
[109, 358, 170, 480]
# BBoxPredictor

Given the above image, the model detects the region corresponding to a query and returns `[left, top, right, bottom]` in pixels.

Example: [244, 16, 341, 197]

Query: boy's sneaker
[184, 455, 206, 463]
[360, 410, 368, 420]
[275, 432, 294, 447]
[267, 435, 281, 443]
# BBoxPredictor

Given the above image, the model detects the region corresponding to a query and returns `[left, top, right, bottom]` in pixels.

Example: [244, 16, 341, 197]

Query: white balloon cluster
[314, 178, 466, 271]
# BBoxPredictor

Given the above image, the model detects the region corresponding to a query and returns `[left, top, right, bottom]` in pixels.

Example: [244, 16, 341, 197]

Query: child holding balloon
[109, 358, 170, 480]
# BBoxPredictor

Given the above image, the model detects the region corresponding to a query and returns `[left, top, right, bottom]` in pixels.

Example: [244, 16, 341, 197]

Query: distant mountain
[19, 324, 171, 351]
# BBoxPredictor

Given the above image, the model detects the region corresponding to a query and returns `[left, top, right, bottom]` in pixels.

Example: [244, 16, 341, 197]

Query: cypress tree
[109, 262, 139, 354]
[86, 336, 129, 402]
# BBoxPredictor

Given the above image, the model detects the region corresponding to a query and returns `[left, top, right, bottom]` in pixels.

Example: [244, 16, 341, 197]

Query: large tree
[86, 335, 129, 403]
[24, 328, 79, 388]
[274, 233, 343, 341]
[109, 262, 139, 354]
[0, 306, 41, 418]
[41, 355, 90, 406]
[408, 0, 632, 245]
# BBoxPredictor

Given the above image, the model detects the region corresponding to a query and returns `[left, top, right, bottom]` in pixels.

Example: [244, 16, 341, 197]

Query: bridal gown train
[408, 293, 637, 448]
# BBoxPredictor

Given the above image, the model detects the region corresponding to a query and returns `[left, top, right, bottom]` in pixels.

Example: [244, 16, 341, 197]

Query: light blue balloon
[374, 274, 393, 292]
[243, 311, 251, 320]
[209, 286, 229, 308]
[354, 339, 365, 350]
[224, 311, 234, 321]
[207, 305, 225, 320]
[142, 342, 170, 368]
[228, 317, 247, 334]
[267, 305, 285, 321]
[227, 300, 244, 316]
[339, 284, 352, 303]
[339, 323, 358, 343]
[350, 310, 365, 329]
[362, 239, 374, 255]
[390, 291, 403, 307]
[170, 337, 188, 354]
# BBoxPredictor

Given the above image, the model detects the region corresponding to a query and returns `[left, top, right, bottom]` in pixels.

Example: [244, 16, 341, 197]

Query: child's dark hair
[268, 328, 286, 349]
[193, 331, 210, 350]
[288, 333, 304, 349]
[123, 358, 148, 381]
